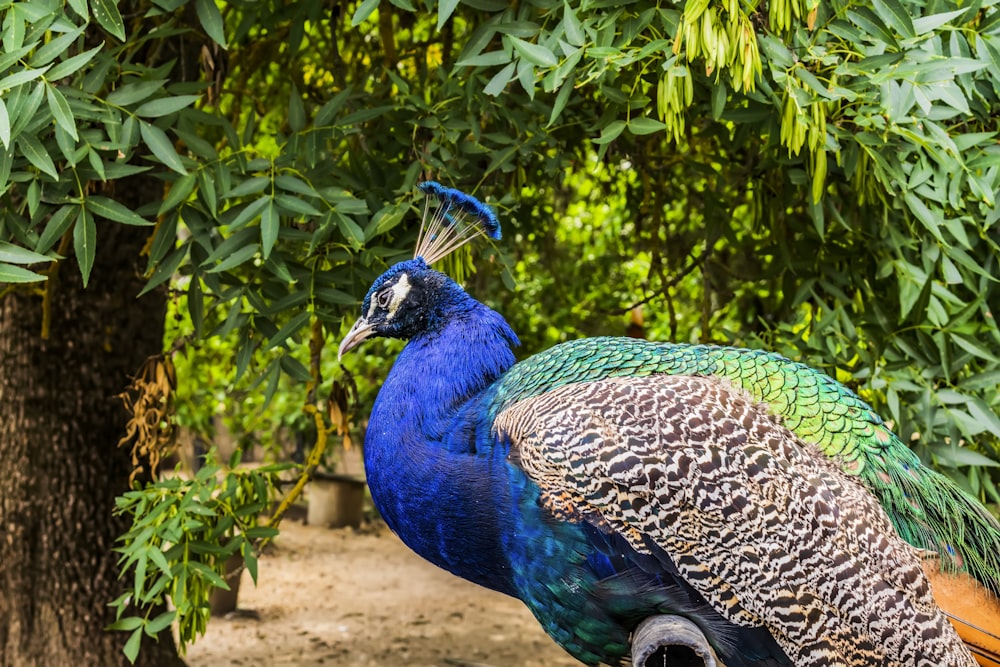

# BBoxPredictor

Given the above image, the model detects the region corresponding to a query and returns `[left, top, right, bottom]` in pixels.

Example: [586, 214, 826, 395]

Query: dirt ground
[184, 518, 582, 667]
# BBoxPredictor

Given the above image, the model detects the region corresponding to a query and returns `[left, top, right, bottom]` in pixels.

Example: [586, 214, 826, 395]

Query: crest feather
[414, 182, 501, 264]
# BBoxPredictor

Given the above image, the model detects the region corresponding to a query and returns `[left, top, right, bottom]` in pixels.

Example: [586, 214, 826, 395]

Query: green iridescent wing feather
[485, 337, 1000, 594]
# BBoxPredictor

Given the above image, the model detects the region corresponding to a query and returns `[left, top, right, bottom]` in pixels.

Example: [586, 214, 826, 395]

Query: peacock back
[485, 336, 1000, 595]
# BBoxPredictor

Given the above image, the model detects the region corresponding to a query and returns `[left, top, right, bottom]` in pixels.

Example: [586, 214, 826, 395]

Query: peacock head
[338, 183, 502, 360]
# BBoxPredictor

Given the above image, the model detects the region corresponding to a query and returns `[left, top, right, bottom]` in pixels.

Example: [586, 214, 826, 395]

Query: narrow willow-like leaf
[260, 197, 278, 259]
[46, 44, 104, 81]
[206, 243, 259, 273]
[30, 25, 86, 67]
[0, 98, 10, 148]
[158, 172, 197, 215]
[134, 94, 202, 118]
[351, 0, 379, 26]
[139, 121, 186, 174]
[106, 79, 167, 106]
[0, 65, 50, 91]
[0, 262, 47, 283]
[36, 205, 78, 253]
[484, 62, 516, 96]
[73, 207, 96, 286]
[509, 36, 558, 68]
[195, 0, 226, 47]
[86, 196, 152, 226]
[438, 0, 460, 30]
[46, 85, 78, 140]
[0, 241, 54, 264]
[90, 0, 126, 41]
[287, 86, 305, 132]
[264, 310, 309, 351]
[17, 133, 58, 179]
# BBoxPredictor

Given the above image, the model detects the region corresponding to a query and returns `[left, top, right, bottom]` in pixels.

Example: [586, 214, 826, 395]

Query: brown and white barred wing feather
[495, 375, 975, 667]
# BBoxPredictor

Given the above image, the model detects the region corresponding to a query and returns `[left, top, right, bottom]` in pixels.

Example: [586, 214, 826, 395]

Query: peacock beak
[338, 317, 375, 360]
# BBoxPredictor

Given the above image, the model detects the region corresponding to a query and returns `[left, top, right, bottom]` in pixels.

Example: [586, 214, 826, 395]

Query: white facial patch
[367, 273, 412, 321]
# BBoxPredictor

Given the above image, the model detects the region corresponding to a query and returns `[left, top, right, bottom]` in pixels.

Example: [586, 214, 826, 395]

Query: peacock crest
[413, 181, 501, 264]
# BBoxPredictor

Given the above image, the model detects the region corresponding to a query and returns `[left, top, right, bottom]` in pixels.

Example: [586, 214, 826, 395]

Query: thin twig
[609, 251, 704, 316]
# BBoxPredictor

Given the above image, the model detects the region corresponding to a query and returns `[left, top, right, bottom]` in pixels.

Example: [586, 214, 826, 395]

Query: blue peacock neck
[363, 290, 521, 596]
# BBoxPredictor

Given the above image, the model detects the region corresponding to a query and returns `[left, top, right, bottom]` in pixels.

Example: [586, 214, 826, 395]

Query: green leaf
[0, 262, 47, 283]
[195, 0, 227, 47]
[0, 65, 51, 92]
[950, 334, 1000, 363]
[66, 0, 89, 20]
[366, 203, 406, 240]
[456, 51, 512, 68]
[73, 207, 96, 287]
[484, 62, 516, 96]
[272, 174, 314, 197]
[144, 610, 176, 636]
[244, 525, 279, 540]
[903, 193, 944, 243]
[226, 197, 269, 230]
[509, 36, 558, 68]
[46, 45, 102, 81]
[46, 85, 78, 141]
[710, 83, 726, 121]
[142, 243, 187, 293]
[188, 274, 203, 337]
[593, 120, 626, 145]
[260, 197, 279, 259]
[90, 0, 126, 41]
[872, 0, 915, 39]
[17, 134, 58, 180]
[337, 215, 364, 248]
[147, 213, 178, 268]
[933, 444, 1000, 468]
[0, 241, 54, 264]
[315, 89, 351, 126]
[140, 121, 186, 174]
[234, 328, 253, 381]
[134, 94, 202, 117]
[351, 0, 379, 26]
[37, 205, 78, 253]
[106, 616, 144, 632]
[124, 627, 142, 664]
[912, 8, 966, 35]
[265, 310, 309, 350]
[30, 26, 87, 68]
[438, 0, 460, 30]
[86, 196, 153, 226]
[207, 243, 259, 273]
[288, 86, 305, 132]
[106, 79, 167, 106]
[563, 2, 585, 47]
[628, 116, 666, 135]
[158, 173, 197, 215]
[0, 97, 10, 149]
[548, 77, 574, 127]
[226, 176, 270, 199]
[261, 361, 281, 411]
[846, 9, 896, 47]
[274, 193, 321, 216]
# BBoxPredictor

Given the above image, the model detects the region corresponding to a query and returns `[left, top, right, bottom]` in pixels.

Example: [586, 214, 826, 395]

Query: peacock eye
[376, 289, 393, 309]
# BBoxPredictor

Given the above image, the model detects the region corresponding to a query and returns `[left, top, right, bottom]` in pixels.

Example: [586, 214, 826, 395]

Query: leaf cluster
[109, 457, 283, 661]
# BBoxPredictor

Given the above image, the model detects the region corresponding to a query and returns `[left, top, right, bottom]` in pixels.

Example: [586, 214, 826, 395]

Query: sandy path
[184, 519, 582, 667]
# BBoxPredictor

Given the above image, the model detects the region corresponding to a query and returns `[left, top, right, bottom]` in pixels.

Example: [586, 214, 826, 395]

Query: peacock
[337, 182, 1000, 667]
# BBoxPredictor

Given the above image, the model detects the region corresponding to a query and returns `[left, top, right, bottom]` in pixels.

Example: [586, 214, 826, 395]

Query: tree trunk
[0, 180, 184, 666]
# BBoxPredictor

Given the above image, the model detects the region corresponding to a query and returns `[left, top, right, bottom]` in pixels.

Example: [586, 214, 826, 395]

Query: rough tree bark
[0, 178, 185, 666]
